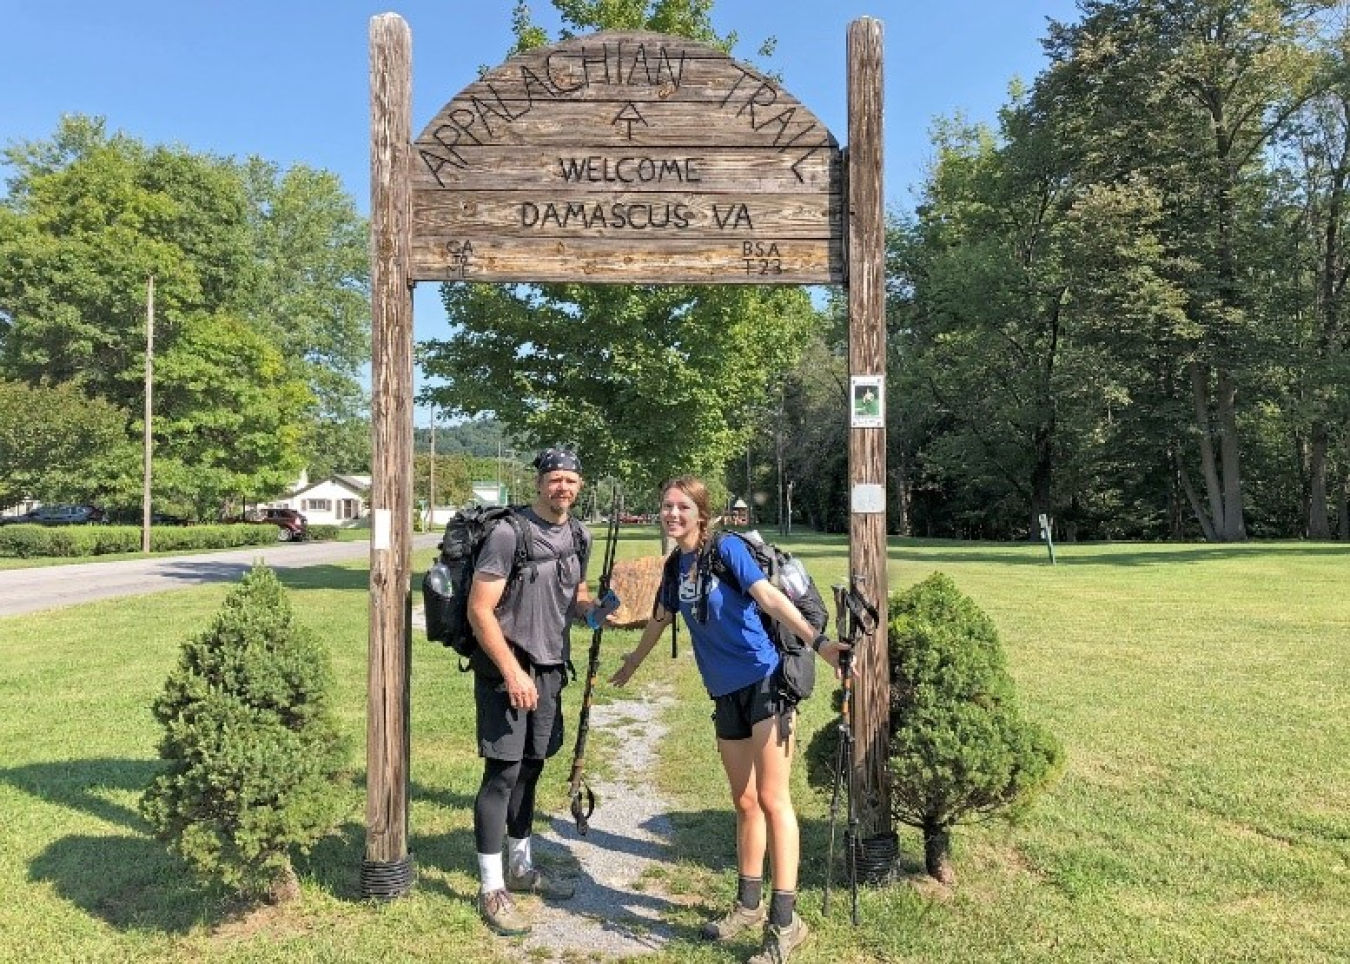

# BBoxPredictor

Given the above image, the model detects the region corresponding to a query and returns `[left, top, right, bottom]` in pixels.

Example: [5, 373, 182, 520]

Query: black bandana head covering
[533, 446, 582, 476]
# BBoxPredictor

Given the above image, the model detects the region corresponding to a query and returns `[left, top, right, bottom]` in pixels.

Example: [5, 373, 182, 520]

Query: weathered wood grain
[412, 189, 841, 239]
[409, 234, 843, 284]
[410, 147, 841, 193]
[366, 12, 413, 887]
[844, 17, 891, 844]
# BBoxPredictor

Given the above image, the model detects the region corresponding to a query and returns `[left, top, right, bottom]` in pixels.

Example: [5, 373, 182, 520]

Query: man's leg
[503, 667, 574, 899]
[473, 758, 531, 935]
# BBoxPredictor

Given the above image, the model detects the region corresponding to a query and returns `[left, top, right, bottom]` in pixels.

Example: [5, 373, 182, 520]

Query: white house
[271, 473, 371, 527]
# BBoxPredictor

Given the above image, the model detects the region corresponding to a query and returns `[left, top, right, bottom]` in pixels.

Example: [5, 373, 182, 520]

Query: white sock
[507, 835, 532, 875]
[478, 852, 505, 892]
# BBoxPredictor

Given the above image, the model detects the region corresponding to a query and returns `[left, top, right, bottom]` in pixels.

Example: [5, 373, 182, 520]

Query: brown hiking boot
[505, 865, 576, 900]
[699, 900, 767, 941]
[478, 888, 531, 936]
[747, 913, 809, 964]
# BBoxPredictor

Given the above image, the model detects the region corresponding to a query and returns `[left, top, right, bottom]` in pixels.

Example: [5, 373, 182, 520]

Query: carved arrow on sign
[613, 103, 649, 140]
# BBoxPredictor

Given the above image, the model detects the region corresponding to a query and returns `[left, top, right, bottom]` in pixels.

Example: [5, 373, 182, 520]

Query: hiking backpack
[422, 505, 588, 663]
[662, 530, 830, 706]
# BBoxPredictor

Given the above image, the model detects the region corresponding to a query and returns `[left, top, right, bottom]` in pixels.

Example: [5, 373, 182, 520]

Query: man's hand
[503, 669, 538, 711]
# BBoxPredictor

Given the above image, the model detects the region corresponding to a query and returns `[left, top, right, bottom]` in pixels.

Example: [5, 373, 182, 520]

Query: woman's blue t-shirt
[669, 536, 779, 698]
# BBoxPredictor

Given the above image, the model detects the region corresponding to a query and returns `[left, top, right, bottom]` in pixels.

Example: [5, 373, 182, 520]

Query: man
[467, 446, 598, 936]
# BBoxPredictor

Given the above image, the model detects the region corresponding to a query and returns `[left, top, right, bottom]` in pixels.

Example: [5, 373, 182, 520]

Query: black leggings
[473, 756, 546, 854]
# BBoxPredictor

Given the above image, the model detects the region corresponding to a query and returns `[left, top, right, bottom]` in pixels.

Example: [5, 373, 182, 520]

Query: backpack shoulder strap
[706, 531, 744, 595]
[655, 547, 681, 617]
[570, 518, 591, 573]
[498, 507, 533, 579]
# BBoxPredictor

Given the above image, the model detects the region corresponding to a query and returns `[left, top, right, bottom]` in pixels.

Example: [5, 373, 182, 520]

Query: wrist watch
[812, 633, 830, 653]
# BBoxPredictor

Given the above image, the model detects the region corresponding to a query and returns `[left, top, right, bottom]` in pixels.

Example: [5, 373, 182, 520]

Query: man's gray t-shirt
[475, 508, 589, 666]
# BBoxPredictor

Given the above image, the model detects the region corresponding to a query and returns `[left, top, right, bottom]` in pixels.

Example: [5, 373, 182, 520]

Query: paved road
[0, 533, 443, 617]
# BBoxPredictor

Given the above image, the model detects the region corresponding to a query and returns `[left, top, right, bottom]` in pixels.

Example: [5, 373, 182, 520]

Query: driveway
[0, 533, 444, 617]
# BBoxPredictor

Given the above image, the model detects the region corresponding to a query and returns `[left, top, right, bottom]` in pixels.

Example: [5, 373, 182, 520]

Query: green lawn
[1, 533, 1346, 962]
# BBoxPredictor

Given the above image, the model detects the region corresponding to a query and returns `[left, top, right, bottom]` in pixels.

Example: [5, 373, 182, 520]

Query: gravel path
[412, 602, 686, 958]
[521, 687, 682, 960]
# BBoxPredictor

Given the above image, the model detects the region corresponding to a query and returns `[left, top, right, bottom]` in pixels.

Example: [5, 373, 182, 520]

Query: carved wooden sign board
[410, 31, 844, 285]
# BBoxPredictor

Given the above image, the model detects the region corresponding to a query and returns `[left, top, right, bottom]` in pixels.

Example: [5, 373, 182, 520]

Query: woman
[610, 476, 848, 964]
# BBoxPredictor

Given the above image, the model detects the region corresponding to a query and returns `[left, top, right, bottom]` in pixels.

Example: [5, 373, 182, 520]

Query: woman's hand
[814, 634, 855, 676]
[609, 651, 641, 687]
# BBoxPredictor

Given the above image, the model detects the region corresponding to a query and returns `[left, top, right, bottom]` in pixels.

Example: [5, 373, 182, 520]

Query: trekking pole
[566, 491, 621, 835]
[823, 583, 854, 917]
[845, 578, 878, 924]
[824, 579, 878, 923]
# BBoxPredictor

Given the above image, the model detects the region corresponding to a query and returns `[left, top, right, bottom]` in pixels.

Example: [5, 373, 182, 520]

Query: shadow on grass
[3, 757, 235, 933]
[4, 762, 485, 932]
[887, 540, 1350, 568]
[660, 804, 927, 894]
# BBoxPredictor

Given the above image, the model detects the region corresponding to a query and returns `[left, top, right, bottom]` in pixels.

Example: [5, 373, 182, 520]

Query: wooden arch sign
[408, 31, 844, 284]
[365, 15, 884, 900]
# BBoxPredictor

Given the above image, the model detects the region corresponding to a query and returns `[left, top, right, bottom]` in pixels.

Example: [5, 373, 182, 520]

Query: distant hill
[415, 417, 524, 458]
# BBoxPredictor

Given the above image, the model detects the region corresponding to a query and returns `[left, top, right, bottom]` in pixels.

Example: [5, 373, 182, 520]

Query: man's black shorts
[475, 664, 566, 760]
[712, 673, 784, 741]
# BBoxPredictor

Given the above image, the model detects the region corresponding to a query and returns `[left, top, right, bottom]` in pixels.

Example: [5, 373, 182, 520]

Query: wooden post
[845, 17, 892, 858]
[142, 276, 154, 554]
[363, 12, 415, 899]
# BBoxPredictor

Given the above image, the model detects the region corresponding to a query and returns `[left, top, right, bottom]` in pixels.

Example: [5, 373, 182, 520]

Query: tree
[1040, 0, 1332, 541]
[419, 1, 821, 492]
[884, 573, 1063, 883]
[140, 565, 350, 902]
[0, 115, 368, 507]
[236, 158, 370, 469]
[0, 379, 129, 509]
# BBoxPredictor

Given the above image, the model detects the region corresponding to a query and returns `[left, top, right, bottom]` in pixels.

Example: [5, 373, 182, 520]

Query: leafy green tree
[885, 573, 1063, 883]
[1271, 57, 1350, 538]
[237, 157, 370, 467]
[0, 379, 129, 509]
[140, 565, 351, 902]
[0, 115, 368, 507]
[420, 1, 819, 492]
[891, 102, 1117, 540]
[1041, 0, 1330, 541]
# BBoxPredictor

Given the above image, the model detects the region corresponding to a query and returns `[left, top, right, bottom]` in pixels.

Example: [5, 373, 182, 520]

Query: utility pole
[427, 409, 436, 531]
[142, 276, 154, 553]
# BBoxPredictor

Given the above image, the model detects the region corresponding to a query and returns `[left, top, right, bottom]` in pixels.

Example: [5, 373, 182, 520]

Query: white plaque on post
[851, 483, 885, 514]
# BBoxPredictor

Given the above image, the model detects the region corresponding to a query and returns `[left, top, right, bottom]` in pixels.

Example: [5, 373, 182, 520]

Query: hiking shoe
[478, 888, 531, 936]
[747, 913, 809, 964]
[699, 900, 767, 941]
[505, 865, 576, 900]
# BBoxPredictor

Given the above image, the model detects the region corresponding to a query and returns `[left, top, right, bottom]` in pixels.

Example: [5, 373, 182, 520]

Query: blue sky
[1, 0, 1081, 407]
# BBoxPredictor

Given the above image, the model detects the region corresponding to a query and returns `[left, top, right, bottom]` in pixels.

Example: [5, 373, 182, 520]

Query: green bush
[139, 564, 352, 901]
[884, 572, 1063, 882]
[807, 572, 1064, 884]
[307, 524, 339, 541]
[0, 525, 47, 557]
[0, 523, 277, 557]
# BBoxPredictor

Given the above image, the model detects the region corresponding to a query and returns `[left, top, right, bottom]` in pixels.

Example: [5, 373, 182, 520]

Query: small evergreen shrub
[139, 564, 351, 901]
[886, 572, 1063, 882]
[306, 524, 339, 541]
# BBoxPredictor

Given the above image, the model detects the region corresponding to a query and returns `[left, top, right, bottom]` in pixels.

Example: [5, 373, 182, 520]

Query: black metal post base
[853, 832, 899, 885]
[360, 854, 416, 899]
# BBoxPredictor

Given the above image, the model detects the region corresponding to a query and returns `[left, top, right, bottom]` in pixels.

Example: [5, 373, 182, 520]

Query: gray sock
[737, 874, 763, 910]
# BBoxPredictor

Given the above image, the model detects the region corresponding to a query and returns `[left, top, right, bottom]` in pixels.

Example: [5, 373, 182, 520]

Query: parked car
[258, 507, 308, 541]
[0, 504, 107, 526]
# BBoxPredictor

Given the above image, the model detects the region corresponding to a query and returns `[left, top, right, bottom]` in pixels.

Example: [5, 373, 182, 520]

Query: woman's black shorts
[712, 673, 783, 741]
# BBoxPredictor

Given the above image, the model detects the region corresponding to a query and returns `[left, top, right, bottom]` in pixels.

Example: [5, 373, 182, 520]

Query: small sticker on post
[851, 483, 885, 514]
[372, 508, 392, 550]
